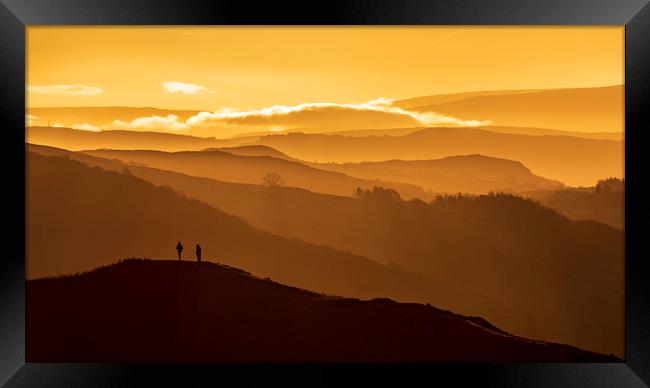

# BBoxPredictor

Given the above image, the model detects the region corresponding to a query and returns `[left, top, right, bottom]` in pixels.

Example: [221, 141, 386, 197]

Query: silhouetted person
[196, 243, 202, 263]
[176, 241, 183, 261]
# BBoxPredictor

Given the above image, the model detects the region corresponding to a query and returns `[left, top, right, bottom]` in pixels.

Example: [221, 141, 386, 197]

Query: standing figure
[196, 243, 202, 263]
[176, 241, 183, 261]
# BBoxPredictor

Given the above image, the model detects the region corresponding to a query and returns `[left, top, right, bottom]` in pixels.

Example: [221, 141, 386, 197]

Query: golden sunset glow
[27, 26, 625, 362]
[28, 26, 623, 110]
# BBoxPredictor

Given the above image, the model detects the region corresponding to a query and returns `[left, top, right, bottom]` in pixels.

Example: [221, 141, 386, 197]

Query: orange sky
[27, 26, 624, 111]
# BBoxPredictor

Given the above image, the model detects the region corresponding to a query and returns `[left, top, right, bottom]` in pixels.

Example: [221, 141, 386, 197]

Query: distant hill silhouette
[27, 259, 618, 362]
[394, 85, 623, 133]
[27, 124, 623, 187]
[27, 146, 624, 357]
[82, 148, 432, 200]
[202, 146, 562, 194]
[26, 126, 232, 152]
[294, 126, 426, 138]
[394, 88, 542, 109]
[251, 127, 622, 187]
[204, 145, 295, 160]
[28, 86, 622, 137]
[476, 126, 622, 141]
[314, 154, 564, 194]
[525, 178, 624, 229]
[301, 125, 623, 141]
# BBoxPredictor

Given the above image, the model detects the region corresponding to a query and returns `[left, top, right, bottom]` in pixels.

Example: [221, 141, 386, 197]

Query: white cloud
[25, 114, 38, 126]
[162, 81, 214, 95]
[71, 123, 101, 132]
[28, 84, 103, 95]
[184, 98, 488, 128]
[102, 98, 489, 136]
[109, 114, 190, 132]
[48, 122, 101, 131]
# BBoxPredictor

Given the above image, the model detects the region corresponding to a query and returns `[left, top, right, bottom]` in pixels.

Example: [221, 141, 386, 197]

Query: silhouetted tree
[353, 187, 365, 197]
[262, 172, 284, 187]
[372, 187, 401, 201]
[595, 177, 624, 193]
[354, 186, 401, 201]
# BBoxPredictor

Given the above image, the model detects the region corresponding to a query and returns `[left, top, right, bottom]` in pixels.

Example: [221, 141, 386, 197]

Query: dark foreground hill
[27, 259, 618, 363]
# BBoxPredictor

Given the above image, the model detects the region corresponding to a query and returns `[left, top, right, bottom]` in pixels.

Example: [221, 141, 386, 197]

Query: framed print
[1, 0, 649, 386]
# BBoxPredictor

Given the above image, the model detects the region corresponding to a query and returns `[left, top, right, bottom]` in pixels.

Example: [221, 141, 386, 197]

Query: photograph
[25, 26, 625, 363]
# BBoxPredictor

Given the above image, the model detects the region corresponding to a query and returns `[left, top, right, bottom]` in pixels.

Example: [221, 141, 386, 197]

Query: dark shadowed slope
[26, 151, 495, 319]
[26, 126, 234, 152]
[26, 145, 624, 356]
[315, 155, 564, 194]
[252, 127, 622, 187]
[82, 148, 431, 200]
[27, 259, 618, 363]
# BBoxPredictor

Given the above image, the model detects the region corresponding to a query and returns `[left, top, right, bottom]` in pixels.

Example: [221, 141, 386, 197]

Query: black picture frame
[1, 0, 649, 386]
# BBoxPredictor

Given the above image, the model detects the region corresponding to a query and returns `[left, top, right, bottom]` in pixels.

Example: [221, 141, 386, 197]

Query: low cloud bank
[104, 98, 488, 136]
